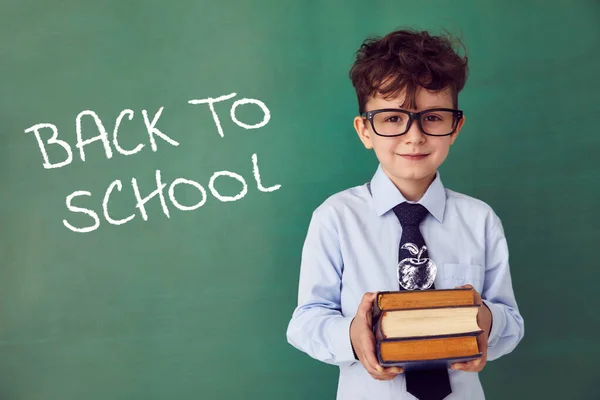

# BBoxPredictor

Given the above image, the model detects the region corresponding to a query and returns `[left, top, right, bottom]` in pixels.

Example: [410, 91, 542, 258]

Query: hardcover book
[372, 288, 483, 369]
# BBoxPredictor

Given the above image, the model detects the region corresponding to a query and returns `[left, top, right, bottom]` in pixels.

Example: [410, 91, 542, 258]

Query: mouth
[397, 153, 429, 161]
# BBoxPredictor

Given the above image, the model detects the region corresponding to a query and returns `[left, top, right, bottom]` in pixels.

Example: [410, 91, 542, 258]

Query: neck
[387, 172, 436, 202]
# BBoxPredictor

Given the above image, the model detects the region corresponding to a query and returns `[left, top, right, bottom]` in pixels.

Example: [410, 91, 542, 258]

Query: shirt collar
[369, 164, 446, 223]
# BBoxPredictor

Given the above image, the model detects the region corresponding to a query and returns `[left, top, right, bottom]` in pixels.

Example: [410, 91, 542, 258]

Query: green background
[1, 1, 599, 399]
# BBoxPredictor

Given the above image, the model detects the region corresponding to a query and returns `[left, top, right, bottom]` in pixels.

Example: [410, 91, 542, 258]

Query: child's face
[353, 87, 465, 188]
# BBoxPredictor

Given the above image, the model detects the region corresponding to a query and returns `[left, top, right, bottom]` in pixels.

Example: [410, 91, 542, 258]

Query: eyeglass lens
[372, 110, 457, 136]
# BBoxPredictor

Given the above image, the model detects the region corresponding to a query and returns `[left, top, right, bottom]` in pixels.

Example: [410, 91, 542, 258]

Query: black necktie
[392, 202, 452, 400]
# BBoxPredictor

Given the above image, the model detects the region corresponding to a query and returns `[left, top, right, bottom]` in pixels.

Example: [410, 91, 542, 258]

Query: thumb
[356, 292, 377, 327]
[359, 292, 377, 314]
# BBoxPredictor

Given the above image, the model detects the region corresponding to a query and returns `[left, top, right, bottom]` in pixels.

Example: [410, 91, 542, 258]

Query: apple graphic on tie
[397, 243, 437, 290]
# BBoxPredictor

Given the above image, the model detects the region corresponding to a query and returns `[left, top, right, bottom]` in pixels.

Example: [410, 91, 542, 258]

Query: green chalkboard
[1, 1, 599, 399]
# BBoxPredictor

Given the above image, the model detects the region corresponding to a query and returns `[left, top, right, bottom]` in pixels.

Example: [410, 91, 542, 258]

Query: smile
[397, 154, 429, 161]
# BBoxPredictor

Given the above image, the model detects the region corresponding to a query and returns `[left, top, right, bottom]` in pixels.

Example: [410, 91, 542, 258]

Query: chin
[387, 164, 436, 182]
[397, 172, 436, 182]
[380, 158, 438, 183]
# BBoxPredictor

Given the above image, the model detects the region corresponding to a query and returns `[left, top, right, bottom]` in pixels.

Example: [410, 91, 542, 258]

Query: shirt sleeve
[286, 207, 358, 366]
[482, 212, 525, 361]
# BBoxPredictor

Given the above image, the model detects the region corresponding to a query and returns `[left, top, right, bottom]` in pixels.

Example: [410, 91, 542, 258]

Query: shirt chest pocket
[436, 263, 485, 294]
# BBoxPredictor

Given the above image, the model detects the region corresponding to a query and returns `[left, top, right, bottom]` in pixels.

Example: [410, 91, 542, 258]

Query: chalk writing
[25, 93, 281, 233]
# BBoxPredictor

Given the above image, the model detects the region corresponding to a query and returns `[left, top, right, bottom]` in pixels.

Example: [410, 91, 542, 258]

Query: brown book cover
[377, 333, 482, 370]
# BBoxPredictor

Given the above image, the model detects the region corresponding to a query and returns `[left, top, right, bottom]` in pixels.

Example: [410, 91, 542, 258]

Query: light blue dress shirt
[286, 165, 525, 400]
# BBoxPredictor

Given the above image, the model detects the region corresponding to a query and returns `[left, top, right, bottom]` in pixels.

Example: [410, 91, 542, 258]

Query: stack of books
[372, 288, 482, 371]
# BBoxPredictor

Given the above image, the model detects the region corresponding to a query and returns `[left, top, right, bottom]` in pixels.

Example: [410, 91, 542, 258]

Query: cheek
[431, 142, 451, 162]
[373, 143, 399, 163]
[372, 137, 399, 153]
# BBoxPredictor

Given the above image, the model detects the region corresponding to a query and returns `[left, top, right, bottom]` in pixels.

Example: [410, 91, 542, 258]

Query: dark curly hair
[349, 28, 469, 113]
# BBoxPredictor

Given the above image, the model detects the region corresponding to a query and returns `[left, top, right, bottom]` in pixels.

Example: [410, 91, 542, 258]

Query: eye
[423, 114, 442, 122]
[382, 113, 406, 123]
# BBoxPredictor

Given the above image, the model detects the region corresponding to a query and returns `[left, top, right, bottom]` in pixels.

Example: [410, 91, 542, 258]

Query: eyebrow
[397, 105, 448, 110]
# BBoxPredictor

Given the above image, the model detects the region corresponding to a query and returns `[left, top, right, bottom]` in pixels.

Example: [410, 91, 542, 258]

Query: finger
[476, 332, 488, 355]
[359, 333, 381, 373]
[371, 372, 400, 381]
[456, 284, 473, 289]
[451, 362, 467, 370]
[370, 367, 403, 380]
[470, 359, 482, 369]
[456, 284, 482, 305]
[379, 366, 403, 375]
[371, 374, 391, 381]
[456, 283, 480, 299]
[452, 361, 474, 371]
[452, 358, 483, 372]
[360, 344, 403, 377]
[381, 366, 403, 375]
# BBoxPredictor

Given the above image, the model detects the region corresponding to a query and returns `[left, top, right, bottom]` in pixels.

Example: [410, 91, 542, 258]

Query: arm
[286, 208, 356, 366]
[481, 212, 525, 361]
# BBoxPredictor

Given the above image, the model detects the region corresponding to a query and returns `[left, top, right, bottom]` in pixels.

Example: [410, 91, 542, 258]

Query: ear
[354, 116, 373, 149]
[449, 114, 466, 145]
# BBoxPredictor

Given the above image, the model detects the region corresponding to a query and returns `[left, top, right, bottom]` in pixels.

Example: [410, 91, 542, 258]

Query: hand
[350, 292, 403, 380]
[451, 284, 492, 373]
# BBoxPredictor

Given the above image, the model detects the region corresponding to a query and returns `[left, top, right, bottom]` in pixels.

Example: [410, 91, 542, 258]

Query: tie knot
[392, 202, 429, 226]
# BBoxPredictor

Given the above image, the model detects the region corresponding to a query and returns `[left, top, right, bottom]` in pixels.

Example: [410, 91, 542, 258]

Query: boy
[286, 28, 524, 400]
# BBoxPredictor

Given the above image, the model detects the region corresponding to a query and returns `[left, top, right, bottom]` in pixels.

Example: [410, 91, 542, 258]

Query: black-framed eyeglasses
[360, 108, 463, 137]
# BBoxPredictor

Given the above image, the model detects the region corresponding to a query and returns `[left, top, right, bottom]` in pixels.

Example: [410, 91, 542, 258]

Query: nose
[403, 117, 426, 144]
